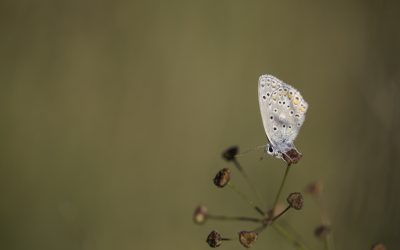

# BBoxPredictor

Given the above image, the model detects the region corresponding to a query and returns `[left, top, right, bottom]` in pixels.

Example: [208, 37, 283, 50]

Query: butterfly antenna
[236, 144, 266, 158]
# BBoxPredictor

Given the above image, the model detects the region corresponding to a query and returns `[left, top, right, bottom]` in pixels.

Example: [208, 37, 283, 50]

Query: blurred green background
[1, 0, 399, 249]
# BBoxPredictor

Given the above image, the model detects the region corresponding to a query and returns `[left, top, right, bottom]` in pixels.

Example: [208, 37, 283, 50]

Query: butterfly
[258, 74, 308, 165]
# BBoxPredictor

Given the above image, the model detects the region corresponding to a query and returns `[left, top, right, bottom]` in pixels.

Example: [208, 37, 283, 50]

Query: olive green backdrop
[1, 0, 399, 249]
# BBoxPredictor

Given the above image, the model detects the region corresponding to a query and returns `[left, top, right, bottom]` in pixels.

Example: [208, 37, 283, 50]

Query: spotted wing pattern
[258, 74, 308, 149]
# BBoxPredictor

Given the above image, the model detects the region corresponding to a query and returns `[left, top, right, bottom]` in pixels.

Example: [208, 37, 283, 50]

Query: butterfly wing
[258, 75, 308, 149]
[258, 75, 282, 146]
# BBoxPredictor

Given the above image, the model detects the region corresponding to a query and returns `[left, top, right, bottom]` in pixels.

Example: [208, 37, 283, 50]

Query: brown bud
[282, 148, 302, 165]
[305, 181, 322, 196]
[371, 243, 386, 250]
[287, 192, 304, 210]
[222, 146, 239, 161]
[193, 205, 208, 224]
[213, 168, 231, 188]
[206, 230, 222, 248]
[238, 231, 258, 248]
[314, 224, 331, 239]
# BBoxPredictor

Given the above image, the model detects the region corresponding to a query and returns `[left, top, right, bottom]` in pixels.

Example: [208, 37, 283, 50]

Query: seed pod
[282, 148, 302, 165]
[371, 243, 386, 250]
[287, 192, 304, 210]
[314, 224, 331, 239]
[193, 205, 208, 224]
[206, 230, 222, 248]
[238, 231, 258, 248]
[222, 146, 239, 161]
[213, 168, 231, 188]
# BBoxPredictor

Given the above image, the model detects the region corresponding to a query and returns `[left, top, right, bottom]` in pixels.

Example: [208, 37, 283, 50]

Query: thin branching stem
[227, 182, 265, 217]
[324, 237, 329, 250]
[312, 190, 335, 250]
[232, 158, 266, 209]
[279, 220, 309, 247]
[221, 238, 232, 241]
[208, 214, 263, 223]
[272, 205, 291, 222]
[272, 164, 291, 212]
[330, 233, 336, 250]
[272, 223, 311, 250]
[253, 205, 291, 234]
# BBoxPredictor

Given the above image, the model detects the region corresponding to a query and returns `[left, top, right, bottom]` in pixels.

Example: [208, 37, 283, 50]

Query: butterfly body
[258, 74, 308, 164]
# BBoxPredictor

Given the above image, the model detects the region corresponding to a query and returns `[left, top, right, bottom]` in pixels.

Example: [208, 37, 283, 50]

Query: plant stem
[221, 238, 232, 241]
[324, 237, 329, 250]
[272, 205, 291, 222]
[253, 205, 291, 234]
[227, 182, 265, 217]
[233, 158, 266, 209]
[272, 223, 310, 250]
[272, 164, 291, 213]
[208, 214, 263, 223]
[279, 220, 309, 247]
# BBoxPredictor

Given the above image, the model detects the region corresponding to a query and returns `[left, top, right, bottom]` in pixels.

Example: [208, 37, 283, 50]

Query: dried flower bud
[193, 205, 208, 224]
[282, 148, 302, 165]
[238, 231, 258, 248]
[314, 224, 331, 239]
[305, 181, 322, 196]
[213, 168, 231, 188]
[206, 230, 222, 248]
[371, 243, 386, 250]
[287, 192, 304, 210]
[222, 146, 239, 161]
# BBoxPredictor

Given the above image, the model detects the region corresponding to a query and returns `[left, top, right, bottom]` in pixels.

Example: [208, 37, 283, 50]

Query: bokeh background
[1, 0, 399, 249]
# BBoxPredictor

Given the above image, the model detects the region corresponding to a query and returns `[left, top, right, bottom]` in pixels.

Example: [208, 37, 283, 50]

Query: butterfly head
[265, 143, 282, 158]
[266, 142, 303, 165]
